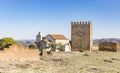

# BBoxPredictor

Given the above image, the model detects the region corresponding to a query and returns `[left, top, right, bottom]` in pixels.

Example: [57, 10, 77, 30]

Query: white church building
[36, 32, 71, 52]
[46, 34, 69, 45]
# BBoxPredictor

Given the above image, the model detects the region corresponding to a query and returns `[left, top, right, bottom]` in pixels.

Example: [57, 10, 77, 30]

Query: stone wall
[99, 42, 116, 52]
[71, 21, 92, 51]
[116, 43, 120, 52]
[99, 42, 120, 52]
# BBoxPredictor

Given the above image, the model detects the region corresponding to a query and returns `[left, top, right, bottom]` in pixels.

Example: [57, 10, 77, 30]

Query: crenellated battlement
[71, 21, 92, 25]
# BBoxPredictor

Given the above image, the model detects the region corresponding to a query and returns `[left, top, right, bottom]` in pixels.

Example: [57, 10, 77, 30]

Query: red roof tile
[48, 34, 68, 40]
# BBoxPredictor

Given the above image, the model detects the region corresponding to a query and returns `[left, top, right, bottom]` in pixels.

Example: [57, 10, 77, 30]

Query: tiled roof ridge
[48, 34, 68, 40]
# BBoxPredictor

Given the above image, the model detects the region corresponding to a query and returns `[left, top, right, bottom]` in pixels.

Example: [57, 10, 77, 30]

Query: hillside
[17, 40, 35, 47]
[16, 38, 120, 47]
[0, 45, 120, 73]
[0, 45, 39, 60]
[93, 38, 120, 44]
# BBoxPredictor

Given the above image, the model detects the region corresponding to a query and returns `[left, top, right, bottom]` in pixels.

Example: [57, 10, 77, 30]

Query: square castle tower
[71, 21, 92, 51]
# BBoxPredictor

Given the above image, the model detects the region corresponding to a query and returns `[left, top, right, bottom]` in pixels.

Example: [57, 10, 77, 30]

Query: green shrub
[79, 49, 84, 52]
[53, 43, 64, 51]
[29, 43, 37, 49]
[47, 43, 64, 53]
[49, 43, 56, 51]
[0, 37, 18, 48]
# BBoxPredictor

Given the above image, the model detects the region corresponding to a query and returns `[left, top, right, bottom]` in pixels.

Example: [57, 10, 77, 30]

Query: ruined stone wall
[116, 43, 120, 52]
[71, 21, 92, 51]
[99, 42, 117, 52]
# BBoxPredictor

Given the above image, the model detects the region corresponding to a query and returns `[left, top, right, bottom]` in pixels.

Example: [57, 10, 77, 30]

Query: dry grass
[0, 45, 120, 73]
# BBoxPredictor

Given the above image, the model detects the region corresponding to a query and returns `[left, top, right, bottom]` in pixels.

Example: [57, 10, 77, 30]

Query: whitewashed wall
[55, 40, 69, 45]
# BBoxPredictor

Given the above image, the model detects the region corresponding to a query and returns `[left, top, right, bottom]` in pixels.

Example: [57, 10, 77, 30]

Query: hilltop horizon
[2, 35, 120, 40]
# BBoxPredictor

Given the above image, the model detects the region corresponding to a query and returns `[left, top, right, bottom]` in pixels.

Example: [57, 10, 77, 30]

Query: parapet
[71, 21, 92, 25]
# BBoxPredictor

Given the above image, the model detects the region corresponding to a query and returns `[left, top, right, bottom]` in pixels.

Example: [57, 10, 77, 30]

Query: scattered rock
[111, 58, 120, 61]
[52, 58, 62, 62]
[90, 68, 98, 70]
[104, 60, 113, 63]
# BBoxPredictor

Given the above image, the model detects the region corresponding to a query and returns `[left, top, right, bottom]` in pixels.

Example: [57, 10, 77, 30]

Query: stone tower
[36, 32, 44, 43]
[71, 21, 92, 51]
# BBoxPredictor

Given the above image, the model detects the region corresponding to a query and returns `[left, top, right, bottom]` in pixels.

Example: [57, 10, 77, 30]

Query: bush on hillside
[0, 37, 18, 48]
[29, 43, 38, 49]
[49, 43, 56, 51]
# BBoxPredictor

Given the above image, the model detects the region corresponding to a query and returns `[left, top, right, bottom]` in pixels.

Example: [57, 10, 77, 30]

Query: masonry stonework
[71, 21, 92, 51]
[99, 42, 120, 52]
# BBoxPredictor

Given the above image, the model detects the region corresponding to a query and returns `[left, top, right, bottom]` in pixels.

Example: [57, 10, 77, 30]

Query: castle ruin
[71, 21, 92, 51]
[99, 42, 120, 52]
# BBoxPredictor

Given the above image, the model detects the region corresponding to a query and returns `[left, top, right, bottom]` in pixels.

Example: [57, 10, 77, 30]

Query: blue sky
[0, 0, 120, 40]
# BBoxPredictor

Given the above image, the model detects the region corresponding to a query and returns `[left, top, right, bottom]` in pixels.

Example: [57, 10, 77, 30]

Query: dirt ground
[0, 45, 120, 73]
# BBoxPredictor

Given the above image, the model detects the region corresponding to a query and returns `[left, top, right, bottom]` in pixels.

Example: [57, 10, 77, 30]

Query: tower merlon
[71, 21, 92, 25]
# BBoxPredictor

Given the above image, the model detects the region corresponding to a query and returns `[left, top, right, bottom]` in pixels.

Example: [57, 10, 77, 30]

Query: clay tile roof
[49, 34, 68, 40]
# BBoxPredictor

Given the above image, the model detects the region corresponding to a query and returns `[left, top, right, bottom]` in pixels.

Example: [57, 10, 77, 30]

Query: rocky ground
[0, 45, 120, 73]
